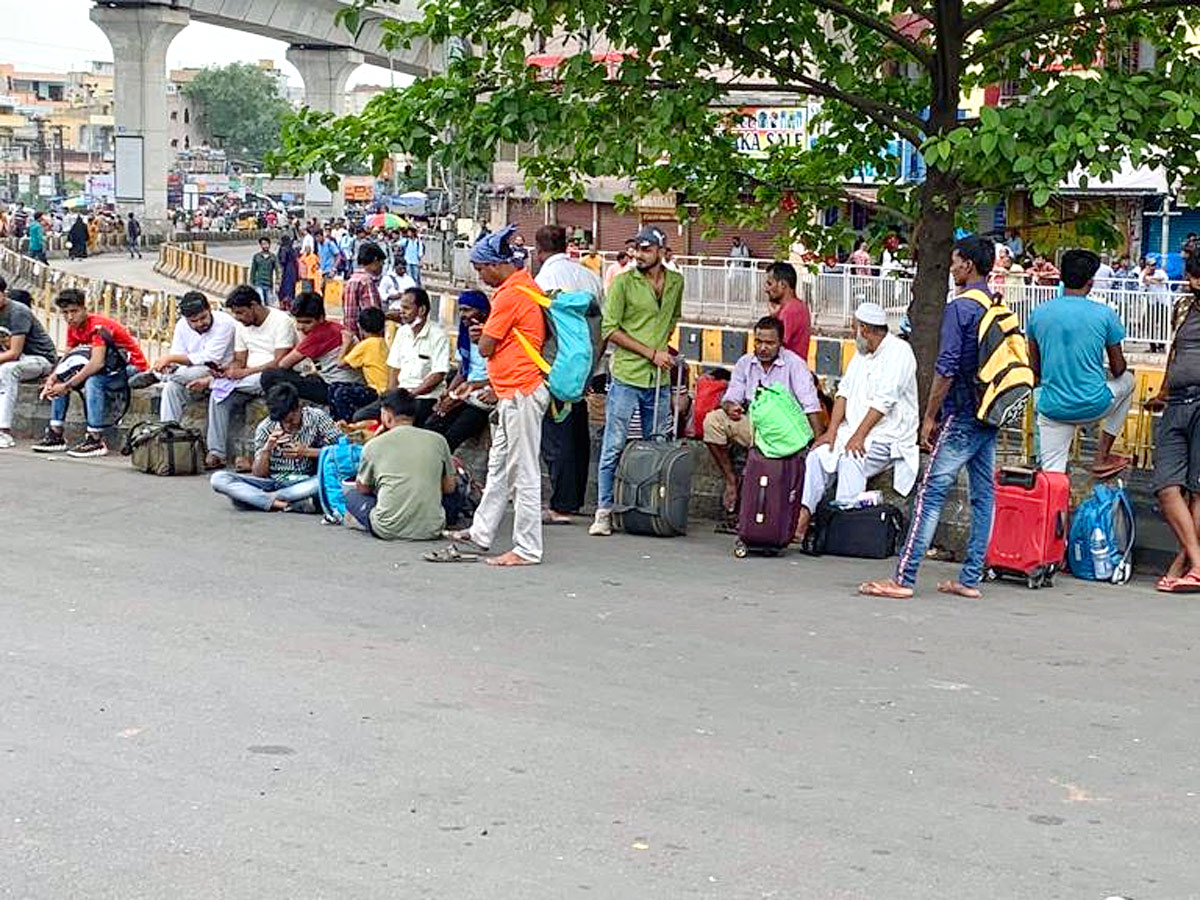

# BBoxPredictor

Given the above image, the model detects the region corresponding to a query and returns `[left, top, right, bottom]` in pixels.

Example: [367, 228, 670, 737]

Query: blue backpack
[511, 286, 600, 420]
[1068, 482, 1135, 583]
[317, 437, 364, 522]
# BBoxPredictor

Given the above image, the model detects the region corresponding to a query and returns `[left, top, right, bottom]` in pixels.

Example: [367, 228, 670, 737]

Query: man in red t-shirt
[439, 225, 548, 567]
[765, 262, 811, 362]
[33, 288, 147, 458]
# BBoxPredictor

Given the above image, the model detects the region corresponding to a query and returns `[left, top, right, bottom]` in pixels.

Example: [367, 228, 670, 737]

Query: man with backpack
[31, 288, 148, 458]
[1026, 249, 1133, 477]
[589, 226, 684, 537]
[533, 224, 602, 524]
[1148, 255, 1200, 592]
[860, 235, 1003, 600]
[436, 225, 548, 566]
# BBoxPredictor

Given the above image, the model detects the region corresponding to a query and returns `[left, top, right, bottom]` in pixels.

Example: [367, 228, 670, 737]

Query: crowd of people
[3, 222, 1200, 592]
[0, 204, 145, 262]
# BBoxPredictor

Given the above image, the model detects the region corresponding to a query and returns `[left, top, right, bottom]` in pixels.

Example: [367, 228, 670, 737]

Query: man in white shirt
[386, 286, 450, 425]
[204, 285, 297, 468]
[533, 224, 603, 522]
[794, 302, 919, 543]
[128, 291, 237, 423]
[1093, 254, 1116, 293]
[378, 263, 417, 308]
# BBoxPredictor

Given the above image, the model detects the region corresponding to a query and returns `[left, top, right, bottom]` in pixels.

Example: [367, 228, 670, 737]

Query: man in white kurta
[795, 302, 919, 542]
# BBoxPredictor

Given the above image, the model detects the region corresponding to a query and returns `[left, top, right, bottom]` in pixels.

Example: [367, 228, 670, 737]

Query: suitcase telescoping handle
[649, 352, 685, 441]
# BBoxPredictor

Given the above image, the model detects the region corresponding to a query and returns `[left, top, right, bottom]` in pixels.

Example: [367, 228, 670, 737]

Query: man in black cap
[589, 225, 685, 536]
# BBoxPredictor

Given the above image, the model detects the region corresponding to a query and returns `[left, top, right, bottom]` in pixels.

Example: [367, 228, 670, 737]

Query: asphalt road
[1, 448, 1196, 899]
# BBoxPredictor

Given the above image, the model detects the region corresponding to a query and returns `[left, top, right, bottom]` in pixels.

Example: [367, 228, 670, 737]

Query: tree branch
[967, 0, 1198, 64]
[797, 0, 935, 68]
[705, 23, 927, 147]
[961, 0, 1028, 36]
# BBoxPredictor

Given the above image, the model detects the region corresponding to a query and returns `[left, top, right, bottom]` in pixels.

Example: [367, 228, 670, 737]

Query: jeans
[408, 263, 422, 286]
[50, 365, 138, 431]
[470, 384, 550, 561]
[343, 489, 378, 534]
[596, 379, 670, 510]
[327, 382, 377, 422]
[0, 355, 53, 429]
[159, 364, 211, 423]
[895, 415, 997, 589]
[255, 285, 276, 307]
[210, 471, 320, 511]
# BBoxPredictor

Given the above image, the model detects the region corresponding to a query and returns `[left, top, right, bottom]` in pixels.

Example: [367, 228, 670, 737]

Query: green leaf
[981, 132, 997, 156]
[980, 106, 1000, 129]
[1032, 187, 1052, 207]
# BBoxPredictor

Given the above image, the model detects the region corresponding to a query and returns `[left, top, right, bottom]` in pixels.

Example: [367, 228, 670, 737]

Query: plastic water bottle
[834, 490, 883, 510]
[1090, 526, 1113, 581]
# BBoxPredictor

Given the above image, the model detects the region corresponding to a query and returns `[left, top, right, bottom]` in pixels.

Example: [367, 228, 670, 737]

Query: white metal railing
[428, 242, 1188, 344]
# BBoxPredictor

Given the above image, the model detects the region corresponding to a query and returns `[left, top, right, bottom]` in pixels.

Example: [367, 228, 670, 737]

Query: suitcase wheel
[984, 568, 997, 583]
[733, 540, 748, 559]
[1026, 573, 1040, 590]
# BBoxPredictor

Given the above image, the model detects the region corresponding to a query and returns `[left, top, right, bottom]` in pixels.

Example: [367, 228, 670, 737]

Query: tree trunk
[909, 168, 957, 414]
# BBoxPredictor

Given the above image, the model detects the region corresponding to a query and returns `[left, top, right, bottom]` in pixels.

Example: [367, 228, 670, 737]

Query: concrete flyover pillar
[90, 2, 189, 236]
[286, 45, 364, 221]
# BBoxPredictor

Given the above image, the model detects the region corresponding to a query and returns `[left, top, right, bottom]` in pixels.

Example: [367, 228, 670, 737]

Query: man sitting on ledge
[210, 382, 341, 512]
[794, 302, 919, 544]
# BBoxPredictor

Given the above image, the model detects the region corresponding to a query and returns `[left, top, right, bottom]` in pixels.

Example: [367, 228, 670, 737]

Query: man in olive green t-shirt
[589, 225, 684, 537]
[345, 389, 457, 540]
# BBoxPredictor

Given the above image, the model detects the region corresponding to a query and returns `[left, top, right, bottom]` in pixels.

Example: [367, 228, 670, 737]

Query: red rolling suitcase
[734, 449, 805, 557]
[985, 466, 1071, 588]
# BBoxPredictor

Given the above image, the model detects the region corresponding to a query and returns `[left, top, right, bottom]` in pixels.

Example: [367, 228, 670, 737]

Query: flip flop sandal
[858, 581, 914, 599]
[423, 544, 480, 564]
[1169, 571, 1200, 593]
[1156, 575, 1179, 593]
[1091, 459, 1130, 480]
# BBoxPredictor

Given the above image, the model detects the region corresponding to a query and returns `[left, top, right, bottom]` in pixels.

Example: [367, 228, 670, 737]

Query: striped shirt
[253, 407, 342, 482]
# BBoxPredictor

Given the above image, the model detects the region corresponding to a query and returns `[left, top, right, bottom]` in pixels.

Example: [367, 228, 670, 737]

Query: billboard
[86, 174, 115, 203]
[733, 106, 818, 156]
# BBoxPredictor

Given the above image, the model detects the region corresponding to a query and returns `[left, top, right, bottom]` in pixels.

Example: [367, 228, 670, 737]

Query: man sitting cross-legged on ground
[343, 388, 458, 540]
[32, 288, 148, 458]
[0, 276, 58, 449]
[210, 382, 341, 512]
[260, 291, 368, 420]
[702, 315, 824, 515]
[203, 285, 297, 470]
[1026, 248, 1133, 478]
[128, 291, 237, 423]
[794, 302, 919, 544]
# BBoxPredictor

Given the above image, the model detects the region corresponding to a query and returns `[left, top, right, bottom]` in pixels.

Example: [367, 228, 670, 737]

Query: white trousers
[159, 364, 211, 423]
[470, 384, 550, 562]
[1037, 370, 1135, 473]
[0, 355, 52, 429]
[801, 441, 894, 512]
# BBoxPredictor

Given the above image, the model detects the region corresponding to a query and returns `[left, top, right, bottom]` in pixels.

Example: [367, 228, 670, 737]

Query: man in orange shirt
[443, 225, 549, 566]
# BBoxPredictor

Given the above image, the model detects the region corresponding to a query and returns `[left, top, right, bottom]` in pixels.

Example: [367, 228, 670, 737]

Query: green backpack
[749, 382, 814, 458]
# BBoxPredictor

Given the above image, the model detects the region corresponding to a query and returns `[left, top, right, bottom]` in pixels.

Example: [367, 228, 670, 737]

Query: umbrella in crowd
[364, 212, 407, 229]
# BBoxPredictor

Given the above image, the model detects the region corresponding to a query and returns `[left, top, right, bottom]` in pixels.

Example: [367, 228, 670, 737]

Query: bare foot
[485, 550, 537, 567]
[722, 480, 738, 513]
[204, 453, 225, 470]
[858, 579, 913, 599]
[937, 580, 982, 598]
[270, 499, 289, 511]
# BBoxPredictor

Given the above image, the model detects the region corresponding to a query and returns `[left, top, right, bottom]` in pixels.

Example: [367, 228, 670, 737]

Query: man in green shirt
[589, 225, 685, 536]
[345, 388, 458, 540]
[250, 237, 279, 306]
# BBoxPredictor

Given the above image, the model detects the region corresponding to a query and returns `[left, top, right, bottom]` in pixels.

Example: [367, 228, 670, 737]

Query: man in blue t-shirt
[1027, 249, 1133, 477]
[860, 234, 998, 600]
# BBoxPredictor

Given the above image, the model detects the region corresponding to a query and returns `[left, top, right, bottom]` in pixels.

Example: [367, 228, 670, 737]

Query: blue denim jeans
[596, 379, 671, 510]
[50, 365, 138, 431]
[895, 415, 997, 589]
[210, 471, 320, 512]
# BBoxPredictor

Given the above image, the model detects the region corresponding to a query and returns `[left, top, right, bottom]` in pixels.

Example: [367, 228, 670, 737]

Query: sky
[0, 0, 396, 88]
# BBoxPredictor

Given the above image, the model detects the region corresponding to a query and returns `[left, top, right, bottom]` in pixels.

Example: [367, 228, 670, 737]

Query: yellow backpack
[960, 288, 1034, 428]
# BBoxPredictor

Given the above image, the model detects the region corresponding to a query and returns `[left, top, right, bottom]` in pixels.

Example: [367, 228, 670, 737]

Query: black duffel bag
[803, 501, 905, 559]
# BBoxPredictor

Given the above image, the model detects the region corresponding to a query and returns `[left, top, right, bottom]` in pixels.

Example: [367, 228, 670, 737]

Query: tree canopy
[270, 0, 1200, 386]
[185, 63, 291, 166]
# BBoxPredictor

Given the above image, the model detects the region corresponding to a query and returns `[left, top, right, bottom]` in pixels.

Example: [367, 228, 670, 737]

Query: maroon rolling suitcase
[734, 449, 805, 557]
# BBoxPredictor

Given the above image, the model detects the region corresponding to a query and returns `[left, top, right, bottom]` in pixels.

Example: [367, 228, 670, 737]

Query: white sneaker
[0, 432, 14, 449]
[588, 508, 613, 536]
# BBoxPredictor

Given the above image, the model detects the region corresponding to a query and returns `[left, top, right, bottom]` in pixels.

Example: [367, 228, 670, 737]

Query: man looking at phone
[128, 291, 237, 423]
[209, 382, 341, 511]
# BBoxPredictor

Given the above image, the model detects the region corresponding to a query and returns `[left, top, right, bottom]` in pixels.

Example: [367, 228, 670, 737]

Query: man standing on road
[341, 242, 385, 338]
[1147, 255, 1200, 593]
[1027, 249, 1133, 477]
[440, 225, 549, 566]
[126, 212, 142, 259]
[27, 212, 47, 263]
[860, 235, 999, 600]
[589, 226, 684, 537]
[403, 227, 425, 286]
[128, 291, 237, 424]
[764, 261, 811, 362]
[250, 237, 279, 306]
[533, 224, 603, 524]
[0, 276, 58, 449]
